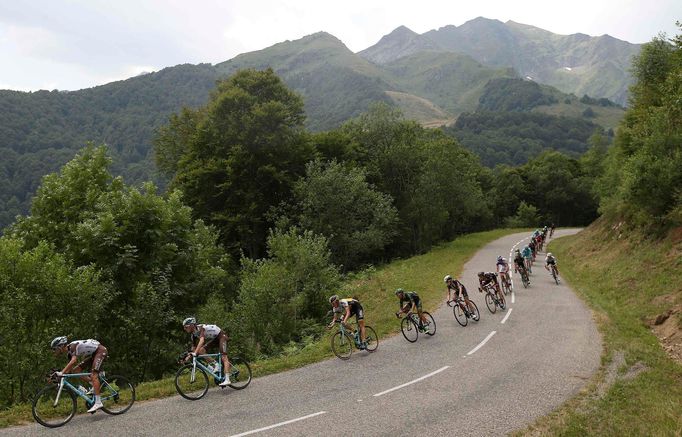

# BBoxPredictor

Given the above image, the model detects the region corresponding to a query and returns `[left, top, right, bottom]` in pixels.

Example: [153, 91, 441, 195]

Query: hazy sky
[1, 0, 679, 91]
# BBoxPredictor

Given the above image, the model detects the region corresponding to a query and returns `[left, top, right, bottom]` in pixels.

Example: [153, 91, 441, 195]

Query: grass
[518, 220, 682, 436]
[0, 228, 521, 428]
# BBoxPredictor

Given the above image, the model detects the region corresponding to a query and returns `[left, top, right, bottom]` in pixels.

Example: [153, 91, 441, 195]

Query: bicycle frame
[335, 320, 363, 348]
[53, 372, 112, 407]
[188, 353, 227, 382]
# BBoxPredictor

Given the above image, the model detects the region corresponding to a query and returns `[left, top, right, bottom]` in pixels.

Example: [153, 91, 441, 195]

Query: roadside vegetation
[521, 222, 682, 435]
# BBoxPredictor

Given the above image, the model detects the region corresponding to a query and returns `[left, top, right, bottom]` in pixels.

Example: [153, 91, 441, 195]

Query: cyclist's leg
[219, 333, 230, 372]
[415, 301, 426, 323]
[356, 306, 366, 342]
[90, 346, 107, 397]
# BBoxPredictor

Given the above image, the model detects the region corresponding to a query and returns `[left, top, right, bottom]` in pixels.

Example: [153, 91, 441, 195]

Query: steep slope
[358, 25, 441, 64]
[215, 32, 394, 130]
[361, 17, 641, 105]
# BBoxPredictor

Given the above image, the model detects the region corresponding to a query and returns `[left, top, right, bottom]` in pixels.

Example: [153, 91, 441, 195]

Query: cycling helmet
[50, 336, 67, 350]
[182, 317, 196, 326]
[497, 256, 503, 262]
[443, 275, 452, 283]
[329, 295, 339, 304]
[477, 271, 485, 277]
[547, 253, 553, 257]
[394, 288, 405, 296]
[515, 248, 521, 254]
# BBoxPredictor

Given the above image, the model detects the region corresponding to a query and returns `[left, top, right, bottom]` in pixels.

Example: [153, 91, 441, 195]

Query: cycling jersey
[399, 291, 421, 310]
[340, 298, 364, 320]
[521, 246, 532, 259]
[479, 272, 498, 287]
[192, 324, 222, 341]
[545, 256, 557, 265]
[67, 340, 100, 358]
[514, 254, 525, 268]
[447, 279, 468, 298]
[496, 259, 509, 273]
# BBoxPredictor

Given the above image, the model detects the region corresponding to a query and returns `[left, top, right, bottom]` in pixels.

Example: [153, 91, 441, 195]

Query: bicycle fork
[53, 378, 65, 407]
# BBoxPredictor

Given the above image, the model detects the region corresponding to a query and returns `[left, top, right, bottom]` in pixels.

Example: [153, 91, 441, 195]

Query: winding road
[2, 229, 601, 436]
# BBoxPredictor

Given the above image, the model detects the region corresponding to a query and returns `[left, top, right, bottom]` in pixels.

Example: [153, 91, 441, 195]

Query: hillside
[360, 17, 641, 105]
[0, 27, 630, 229]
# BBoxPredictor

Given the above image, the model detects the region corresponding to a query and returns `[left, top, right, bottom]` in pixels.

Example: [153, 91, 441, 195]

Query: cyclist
[182, 318, 231, 387]
[513, 249, 527, 279]
[395, 289, 428, 329]
[496, 256, 511, 291]
[328, 295, 367, 349]
[550, 223, 556, 237]
[521, 245, 533, 273]
[545, 252, 560, 276]
[444, 274, 476, 314]
[50, 336, 108, 413]
[528, 238, 537, 260]
[478, 271, 505, 305]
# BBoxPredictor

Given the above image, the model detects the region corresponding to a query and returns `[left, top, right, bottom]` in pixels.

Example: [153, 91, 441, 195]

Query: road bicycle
[549, 264, 560, 285]
[500, 272, 512, 295]
[175, 351, 252, 400]
[517, 266, 530, 288]
[447, 296, 480, 327]
[481, 283, 506, 313]
[32, 370, 135, 428]
[397, 310, 436, 343]
[524, 257, 533, 274]
[330, 319, 378, 360]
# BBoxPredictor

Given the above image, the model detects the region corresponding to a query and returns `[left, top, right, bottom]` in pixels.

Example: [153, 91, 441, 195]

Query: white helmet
[443, 275, 452, 283]
[547, 253, 553, 257]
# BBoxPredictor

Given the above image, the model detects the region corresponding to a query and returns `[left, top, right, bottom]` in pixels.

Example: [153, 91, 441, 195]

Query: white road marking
[467, 331, 497, 355]
[373, 366, 450, 397]
[501, 308, 513, 324]
[512, 292, 515, 304]
[229, 411, 327, 437]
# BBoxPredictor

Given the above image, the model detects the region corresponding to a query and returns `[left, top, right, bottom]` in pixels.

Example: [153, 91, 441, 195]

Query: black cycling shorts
[349, 304, 364, 321]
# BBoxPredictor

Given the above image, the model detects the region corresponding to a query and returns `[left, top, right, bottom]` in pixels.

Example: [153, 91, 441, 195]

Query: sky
[0, 0, 679, 91]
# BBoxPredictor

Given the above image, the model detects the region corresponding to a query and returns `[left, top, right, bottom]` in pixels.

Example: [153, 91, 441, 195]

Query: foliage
[597, 26, 682, 229]
[160, 69, 316, 257]
[477, 78, 558, 112]
[233, 228, 340, 357]
[0, 239, 107, 407]
[293, 160, 398, 269]
[7, 146, 233, 383]
[504, 201, 540, 227]
[445, 111, 603, 167]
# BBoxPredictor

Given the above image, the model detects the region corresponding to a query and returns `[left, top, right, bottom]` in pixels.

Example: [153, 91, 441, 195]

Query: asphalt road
[3, 229, 601, 436]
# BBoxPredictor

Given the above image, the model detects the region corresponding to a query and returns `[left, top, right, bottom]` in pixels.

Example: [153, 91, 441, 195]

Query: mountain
[0, 25, 631, 229]
[360, 17, 641, 105]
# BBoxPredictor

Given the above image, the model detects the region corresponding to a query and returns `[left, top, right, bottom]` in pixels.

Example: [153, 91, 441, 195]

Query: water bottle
[77, 385, 87, 395]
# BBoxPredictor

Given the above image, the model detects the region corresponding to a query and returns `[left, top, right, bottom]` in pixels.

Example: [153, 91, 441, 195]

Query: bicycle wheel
[553, 269, 560, 285]
[32, 384, 77, 428]
[101, 375, 135, 415]
[401, 317, 419, 342]
[363, 326, 379, 351]
[485, 293, 497, 314]
[422, 312, 436, 335]
[331, 331, 353, 359]
[452, 303, 468, 327]
[498, 294, 507, 310]
[175, 364, 209, 400]
[227, 357, 252, 390]
[468, 301, 481, 321]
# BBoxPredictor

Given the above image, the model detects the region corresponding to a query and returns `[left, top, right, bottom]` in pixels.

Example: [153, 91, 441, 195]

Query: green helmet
[394, 288, 405, 296]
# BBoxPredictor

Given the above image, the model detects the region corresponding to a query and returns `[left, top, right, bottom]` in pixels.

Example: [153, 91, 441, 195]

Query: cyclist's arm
[61, 355, 78, 374]
[193, 327, 206, 354]
[342, 306, 351, 323]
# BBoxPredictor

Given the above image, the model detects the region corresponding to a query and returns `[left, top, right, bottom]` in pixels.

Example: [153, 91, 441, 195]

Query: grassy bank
[520, 221, 682, 435]
[0, 228, 521, 428]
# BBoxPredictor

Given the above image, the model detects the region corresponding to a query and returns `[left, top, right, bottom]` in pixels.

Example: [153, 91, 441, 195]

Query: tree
[233, 228, 340, 356]
[157, 69, 316, 257]
[504, 202, 540, 227]
[293, 160, 398, 269]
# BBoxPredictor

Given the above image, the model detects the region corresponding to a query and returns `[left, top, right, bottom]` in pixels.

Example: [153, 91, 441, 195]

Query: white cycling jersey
[496, 261, 509, 274]
[193, 324, 222, 341]
[68, 339, 100, 357]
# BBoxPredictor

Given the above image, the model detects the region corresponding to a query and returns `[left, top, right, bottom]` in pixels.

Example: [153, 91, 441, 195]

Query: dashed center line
[373, 366, 450, 397]
[467, 331, 497, 355]
[229, 411, 327, 437]
[501, 308, 513, 324]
